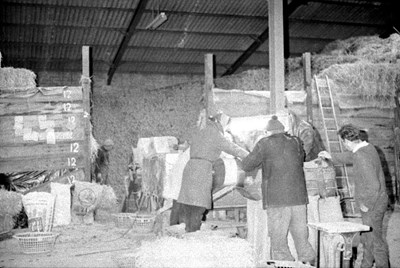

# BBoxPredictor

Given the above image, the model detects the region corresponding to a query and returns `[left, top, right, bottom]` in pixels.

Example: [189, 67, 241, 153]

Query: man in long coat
[177, 113, 248, 232]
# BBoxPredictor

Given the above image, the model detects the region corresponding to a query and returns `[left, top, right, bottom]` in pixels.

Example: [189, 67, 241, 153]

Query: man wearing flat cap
[242, 115, 315, 265]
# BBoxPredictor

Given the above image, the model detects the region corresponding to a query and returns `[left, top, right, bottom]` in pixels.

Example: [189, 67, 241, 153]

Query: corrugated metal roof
[1, 0, 397, 80]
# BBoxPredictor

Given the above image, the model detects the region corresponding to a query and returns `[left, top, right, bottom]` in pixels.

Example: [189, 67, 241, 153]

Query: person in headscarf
[241, 115, 315, 265]
[288, 111, 325, 162]
[176, 111, 249, 232]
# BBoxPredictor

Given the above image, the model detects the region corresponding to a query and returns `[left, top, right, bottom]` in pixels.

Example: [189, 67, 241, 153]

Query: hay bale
[321, 34, 400, 63]
[98, 185, 118, 210]
[0, 67, 37, 91]
[0, 189, 22, 216]
[0, 190, 23, 233]
[215, 68, 269, 91]
[319, 61, 400, 107]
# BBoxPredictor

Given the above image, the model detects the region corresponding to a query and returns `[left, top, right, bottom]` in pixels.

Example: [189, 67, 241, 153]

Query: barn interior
[1, 0, 400, 267]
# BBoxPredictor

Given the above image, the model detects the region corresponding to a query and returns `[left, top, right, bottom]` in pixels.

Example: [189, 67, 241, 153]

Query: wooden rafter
[222, 0, 308, 76]
[106, 0, 149, 85]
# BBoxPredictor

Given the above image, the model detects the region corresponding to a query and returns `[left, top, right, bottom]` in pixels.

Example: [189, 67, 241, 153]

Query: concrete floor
[386, 204, 400, 268]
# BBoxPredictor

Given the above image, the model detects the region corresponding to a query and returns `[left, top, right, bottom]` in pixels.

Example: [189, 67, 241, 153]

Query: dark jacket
[242, 132, 308, 209]
[331, 143, 388, 211]
[177, 119, 248, 209]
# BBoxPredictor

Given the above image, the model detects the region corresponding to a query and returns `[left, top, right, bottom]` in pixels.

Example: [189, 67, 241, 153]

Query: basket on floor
[263, 260, 314, 268]
[112, 213, 136, 229]
[13, 232, 59, 254]
[132, 213, 155, 233]
[113, 254, 136, 268]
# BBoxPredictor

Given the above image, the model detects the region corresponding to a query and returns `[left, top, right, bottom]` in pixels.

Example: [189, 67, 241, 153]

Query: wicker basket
[13, 232, 59, 254]
[264, 260, 314, 268]
[112, 213, 136, 229]
[132, 213, 155, 233]
[113, 254, 136, 268]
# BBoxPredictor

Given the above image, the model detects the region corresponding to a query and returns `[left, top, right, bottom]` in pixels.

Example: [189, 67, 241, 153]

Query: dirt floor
[0, 205, 399, 268]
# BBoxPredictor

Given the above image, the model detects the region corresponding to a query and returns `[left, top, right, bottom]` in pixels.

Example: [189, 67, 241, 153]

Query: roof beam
[306, 0, 390, 7]
[106, 0, 148, 85]
[0, 36, 332, 56]
[289, 18, 386, 27]
[2, 1, 268, 21]
[222, 0, 308, 76]
[5, 58, 266, 70]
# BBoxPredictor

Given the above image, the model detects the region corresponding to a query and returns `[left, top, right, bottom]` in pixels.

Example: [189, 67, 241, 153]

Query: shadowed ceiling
[1, 0, 398, 84]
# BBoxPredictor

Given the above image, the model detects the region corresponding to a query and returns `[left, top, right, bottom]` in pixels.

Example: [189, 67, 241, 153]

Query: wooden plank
[24, 169, 84, 194]
[0, 141, 86, 159]
[303, 52, 313, 124]
[0, 113, 84, 129]
[0, 153, 85, 173]
[269, 0, 285, 113]
[0, 87, 83, 103]
[0, 101, 83, 116]
[82, 46, 92, 182]
[0, 114, 85, 145]
[204, 53, 214, 118]
[0, 128, 84, 145]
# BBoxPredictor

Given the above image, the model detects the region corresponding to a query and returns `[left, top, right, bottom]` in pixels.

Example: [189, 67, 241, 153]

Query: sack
[51, 183, 72, 226]
[22, 192, 55, 232]
[162, 148, 190, 200]
[71, 181, 103, 224]
[304, 159, 337, 198]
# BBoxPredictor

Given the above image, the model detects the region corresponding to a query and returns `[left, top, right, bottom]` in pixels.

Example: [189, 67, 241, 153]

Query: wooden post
[268, 0, 286, 114]
[82, 46, 92, 182]
[204, 54, 214, 118]
[303, 52, 313, 124]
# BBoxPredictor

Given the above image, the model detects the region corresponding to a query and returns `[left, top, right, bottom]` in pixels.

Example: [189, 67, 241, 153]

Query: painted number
[63, 90, 72, 99]
[70, 143, 79, 153]
[68, 116, 76, 123]
[68, 175, 75, 184]
[63, 103, 72, 112]
[67, 157, 77, 167]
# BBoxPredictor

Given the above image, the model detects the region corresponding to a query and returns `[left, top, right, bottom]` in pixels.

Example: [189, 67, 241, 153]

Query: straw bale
[0, 67, 37, 91]
[321, 34, 400, 63]
[215, 68, 269, 91]
[98, 185, 118, 210]
[319, 61, 400, 107]
[0, 189, 23, 216]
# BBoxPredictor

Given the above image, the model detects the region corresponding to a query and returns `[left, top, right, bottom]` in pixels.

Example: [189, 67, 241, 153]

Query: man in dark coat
[177, 112, 249, 232]
[241, 115, 315, 264]
[92, 138, 114, 185]
[319, 124, 389, 268]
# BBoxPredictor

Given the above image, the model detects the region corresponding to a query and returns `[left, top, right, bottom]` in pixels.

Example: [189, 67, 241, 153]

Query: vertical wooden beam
[303, 52, 313, 124]
[268, 0, 286, 114]
[82, 46, 92, 182]
[204, 54, 214, 118]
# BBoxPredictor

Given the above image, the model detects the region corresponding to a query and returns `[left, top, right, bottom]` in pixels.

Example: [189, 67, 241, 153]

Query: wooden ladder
[314, 75, 356, 216]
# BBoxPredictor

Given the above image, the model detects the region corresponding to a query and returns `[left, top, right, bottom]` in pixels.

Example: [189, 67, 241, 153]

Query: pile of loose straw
[133, 235, 255, 268]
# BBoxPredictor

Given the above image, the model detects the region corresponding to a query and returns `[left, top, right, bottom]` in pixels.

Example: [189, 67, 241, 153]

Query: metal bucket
[212, 157, 246, 191]
[212, 157, 262, 201]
